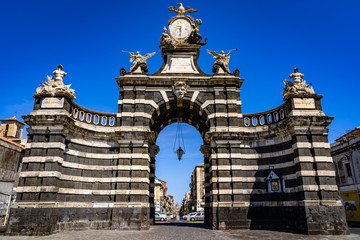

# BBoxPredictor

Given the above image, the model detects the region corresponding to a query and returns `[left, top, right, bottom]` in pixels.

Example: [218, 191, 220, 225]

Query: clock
[169, 18, 192, 40]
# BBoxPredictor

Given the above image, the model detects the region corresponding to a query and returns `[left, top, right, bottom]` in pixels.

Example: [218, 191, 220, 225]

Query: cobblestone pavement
[1, 221, 359, 240]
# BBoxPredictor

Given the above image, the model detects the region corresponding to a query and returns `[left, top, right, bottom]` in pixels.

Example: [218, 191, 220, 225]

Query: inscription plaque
[293, 98, 315, 109]
[162, 55, 199, 73]
[41, 97, 64, 108]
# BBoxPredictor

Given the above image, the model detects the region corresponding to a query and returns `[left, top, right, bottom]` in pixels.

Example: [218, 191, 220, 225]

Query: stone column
[112, 137, 151, 230]
[285, 94, 348, 234]
[207, 136, 251, 230]
[7, 95, 72, 234]
[200, 144, 211, 227]
[148, 144, 159, 225]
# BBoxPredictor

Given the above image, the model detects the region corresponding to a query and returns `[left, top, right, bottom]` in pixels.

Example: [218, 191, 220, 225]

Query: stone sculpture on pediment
[187, 19, 207, 45]
[283, 68, 315, 98]
[34, 65, 75, 99]
[119, 67, 127, 76]
[207, 49, 237, 74]
[127, 51, 155, 74]
[160, 27, 177, 48]
[168, 3, 198, 17]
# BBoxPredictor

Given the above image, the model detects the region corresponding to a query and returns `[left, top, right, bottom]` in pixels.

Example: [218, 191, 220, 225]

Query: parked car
[188, 212, 197, 217]
[155, 212, 166, 221]
[190, 212, 204, 221]
[182, 212, 197, 221]
[160, 213, 167, 219]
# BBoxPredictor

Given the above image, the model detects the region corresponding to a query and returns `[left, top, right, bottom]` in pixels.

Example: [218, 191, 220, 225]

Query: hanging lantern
[173, 123, 186, 161]
[176, 147, 184, 160]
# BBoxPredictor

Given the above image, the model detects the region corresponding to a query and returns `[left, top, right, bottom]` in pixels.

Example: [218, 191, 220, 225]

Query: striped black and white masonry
[6, 4, 348, 236]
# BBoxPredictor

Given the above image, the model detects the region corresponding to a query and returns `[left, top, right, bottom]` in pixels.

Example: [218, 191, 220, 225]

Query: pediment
[265, 170, 280, 180]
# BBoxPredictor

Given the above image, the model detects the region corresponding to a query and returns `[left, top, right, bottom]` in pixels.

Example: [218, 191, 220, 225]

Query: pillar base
[210, 205, 349, 235]
[6, 206, 150, 235]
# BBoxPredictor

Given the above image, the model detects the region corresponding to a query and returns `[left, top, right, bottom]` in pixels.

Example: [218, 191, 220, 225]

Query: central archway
[153, 123, 205, 224]
[148, 98, 211, 225]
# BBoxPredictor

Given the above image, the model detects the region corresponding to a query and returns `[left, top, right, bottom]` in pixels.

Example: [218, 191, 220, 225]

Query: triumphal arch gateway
[7, 4, 348, 235]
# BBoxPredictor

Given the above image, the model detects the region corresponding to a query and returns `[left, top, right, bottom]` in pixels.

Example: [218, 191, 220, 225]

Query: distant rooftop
[334, 126, 360, 142]
[0, 136, 25, 150]
[0, 116, 25, 125]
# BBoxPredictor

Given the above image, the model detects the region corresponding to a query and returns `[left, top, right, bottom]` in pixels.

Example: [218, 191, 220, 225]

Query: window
[345, 163, 352, 177]
[4, 124, 9, 136]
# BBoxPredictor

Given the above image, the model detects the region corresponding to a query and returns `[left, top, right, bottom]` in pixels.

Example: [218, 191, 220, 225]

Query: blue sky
[1, 1, 359, 204]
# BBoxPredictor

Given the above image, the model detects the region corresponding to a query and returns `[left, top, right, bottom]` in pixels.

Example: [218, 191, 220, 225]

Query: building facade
[331, 127, 360, 224]
[166, 195, 175, 214]
[154, 178, 167, 213]
[0, 117, 25, 227]
[0, 117, 25, 141]
[190, 164, 205, 212]
[180, 191, 191, 215]
[6, 4, 348, 235]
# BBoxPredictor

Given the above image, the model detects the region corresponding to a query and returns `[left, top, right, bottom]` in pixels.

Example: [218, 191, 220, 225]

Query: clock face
[169, 18, 192, 39]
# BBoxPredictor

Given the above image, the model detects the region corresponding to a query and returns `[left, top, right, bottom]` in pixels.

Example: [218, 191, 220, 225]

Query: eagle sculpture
[168, 3, 198, 16]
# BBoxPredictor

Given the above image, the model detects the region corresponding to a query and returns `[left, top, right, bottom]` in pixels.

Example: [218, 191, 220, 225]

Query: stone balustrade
[243, 104, 289, 127]
[70, 102, 117, 127]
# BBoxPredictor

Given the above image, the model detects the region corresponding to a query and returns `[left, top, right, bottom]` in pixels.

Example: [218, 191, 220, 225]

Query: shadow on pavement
[348, 222, 360, 228]
[154, 221, 209, 229]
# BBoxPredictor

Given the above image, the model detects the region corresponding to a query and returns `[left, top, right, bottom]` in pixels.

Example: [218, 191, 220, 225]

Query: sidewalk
[0, 222, 359, 240]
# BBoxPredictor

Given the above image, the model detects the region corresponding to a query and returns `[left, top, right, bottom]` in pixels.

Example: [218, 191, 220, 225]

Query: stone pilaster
[8, 95, 71, 234]
[285, 93, 348, 234]
[148, 144, 159, 224]
[200, 144, 211, 227]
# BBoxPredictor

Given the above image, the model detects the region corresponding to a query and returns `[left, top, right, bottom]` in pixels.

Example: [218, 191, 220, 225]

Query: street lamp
[176, 147, 184, 160]
[173, 123, 186, 161]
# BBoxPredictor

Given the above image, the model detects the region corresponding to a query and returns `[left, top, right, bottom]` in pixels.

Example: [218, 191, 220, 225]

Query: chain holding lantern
[173, 122, 186, 160]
